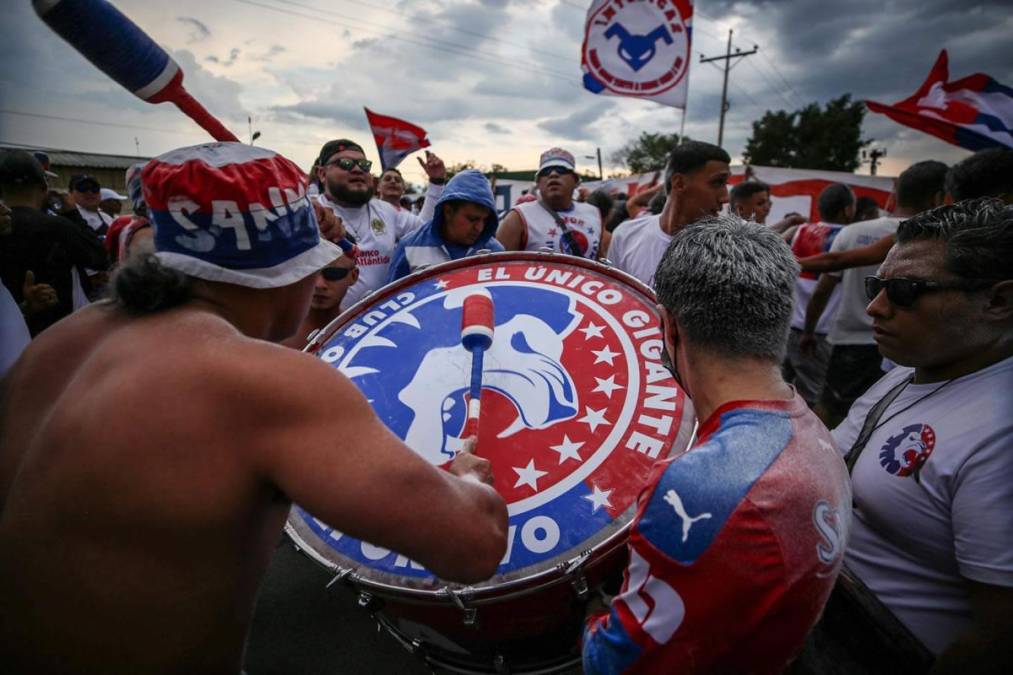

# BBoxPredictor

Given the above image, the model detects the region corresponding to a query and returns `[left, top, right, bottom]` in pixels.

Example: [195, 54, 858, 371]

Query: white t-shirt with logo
[606, 214, 671, 287]
[832, 355, 1013, 654]
[316, 185, 441, 310]
[827, 216, 901, 345]
[513, 201, 603, 259]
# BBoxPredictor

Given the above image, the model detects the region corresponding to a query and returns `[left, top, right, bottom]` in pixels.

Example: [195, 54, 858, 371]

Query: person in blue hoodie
[387, 169, 503, 282]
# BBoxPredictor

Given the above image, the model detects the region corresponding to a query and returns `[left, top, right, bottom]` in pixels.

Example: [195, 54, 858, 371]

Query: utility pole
[862, 147, 887, 175]
[700, 30, 758, 147]
[585, 148, 603, 180]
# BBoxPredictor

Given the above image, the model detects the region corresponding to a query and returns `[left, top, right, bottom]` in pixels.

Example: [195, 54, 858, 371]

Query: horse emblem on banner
[581, 0, 693, 108]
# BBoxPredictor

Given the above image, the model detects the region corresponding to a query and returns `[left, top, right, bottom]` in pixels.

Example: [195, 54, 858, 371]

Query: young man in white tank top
[496, 147, 610, 259]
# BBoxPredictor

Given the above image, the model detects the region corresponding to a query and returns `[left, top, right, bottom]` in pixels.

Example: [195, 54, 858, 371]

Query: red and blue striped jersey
[583, 394, 851, 674]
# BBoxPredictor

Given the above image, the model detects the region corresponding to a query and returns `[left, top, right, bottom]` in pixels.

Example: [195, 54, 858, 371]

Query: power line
[700, 30, 758, 146]
[231, 0, 579, 86]
[0, 108, 191, 135]
[336, 0, 574, 61]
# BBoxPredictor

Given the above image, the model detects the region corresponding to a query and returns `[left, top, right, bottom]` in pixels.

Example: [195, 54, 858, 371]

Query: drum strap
[537, 198, 583, 258]
[843, 375, 914, 474]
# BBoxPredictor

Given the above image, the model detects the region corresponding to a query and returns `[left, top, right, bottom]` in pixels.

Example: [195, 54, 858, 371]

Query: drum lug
[357, 590, 380, 612]
[570, 572, 590, 600]
[493, 653, 511, 674]
[444, 587, 479, 628]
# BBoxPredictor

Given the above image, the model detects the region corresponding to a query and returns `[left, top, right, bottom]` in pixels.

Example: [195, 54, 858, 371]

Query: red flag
[364, 107, 431, 171]
[865, 50, 1013, 151]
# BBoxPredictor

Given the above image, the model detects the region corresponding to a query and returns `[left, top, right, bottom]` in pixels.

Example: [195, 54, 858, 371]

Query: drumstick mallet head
[34, 0, 240, 143]
[460, 294, 495, 441]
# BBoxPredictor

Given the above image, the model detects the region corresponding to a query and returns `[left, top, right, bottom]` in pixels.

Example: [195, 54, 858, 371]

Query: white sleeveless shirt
[513, 200, 603, 259]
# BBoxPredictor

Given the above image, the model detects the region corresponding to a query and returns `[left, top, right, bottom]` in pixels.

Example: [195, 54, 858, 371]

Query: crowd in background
[1, 137, 1011, 672]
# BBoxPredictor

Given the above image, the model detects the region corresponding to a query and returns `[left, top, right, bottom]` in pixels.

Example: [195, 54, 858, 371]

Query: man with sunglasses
[65, 174, 114, 236]
[803, 161, 948, 427]
[833, 198, 1013, 670]
[314, 139, 447, 310]
[496, 147, 609, 259]
[284, 252, 358, 349]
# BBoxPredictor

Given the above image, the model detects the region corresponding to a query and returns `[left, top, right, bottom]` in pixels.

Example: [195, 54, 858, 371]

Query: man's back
[0, 303, 291, 673]
[790, 222, 845, 333]
[584, 395, 851, 674]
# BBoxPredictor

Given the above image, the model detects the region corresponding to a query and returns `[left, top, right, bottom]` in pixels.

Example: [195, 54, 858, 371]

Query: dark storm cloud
[538, 102, 616, 140]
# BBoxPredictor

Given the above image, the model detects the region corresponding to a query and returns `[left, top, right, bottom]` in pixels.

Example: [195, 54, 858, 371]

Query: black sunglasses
[538, 166, 573, 179]
[74, 183, 100, 193]
[326, 157, 372, 172]
[320, 267, 353, 281]
[864, 275, 995, 308]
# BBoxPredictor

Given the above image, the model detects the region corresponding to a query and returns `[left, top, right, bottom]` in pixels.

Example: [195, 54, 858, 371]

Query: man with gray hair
[583, 215, 851, 674]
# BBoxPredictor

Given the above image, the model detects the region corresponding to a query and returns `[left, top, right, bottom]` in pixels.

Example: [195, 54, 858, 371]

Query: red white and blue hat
[142, 143, 340, 288]
[538, 147, 576, 173]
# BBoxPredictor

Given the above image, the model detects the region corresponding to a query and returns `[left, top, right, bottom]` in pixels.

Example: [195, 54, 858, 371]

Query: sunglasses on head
[538, 166, 573, 178]
[320, 266, 353, 281]
[864, 275, 995, 308]
[326, 157, 373, 172]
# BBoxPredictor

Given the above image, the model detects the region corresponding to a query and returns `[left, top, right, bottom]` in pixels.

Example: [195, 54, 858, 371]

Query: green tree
[612, 131, 687, 174]
[743, 94, 871, 172]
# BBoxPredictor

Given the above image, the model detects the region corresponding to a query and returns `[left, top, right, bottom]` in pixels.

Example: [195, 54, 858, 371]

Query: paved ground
[244, 541, 431, 675]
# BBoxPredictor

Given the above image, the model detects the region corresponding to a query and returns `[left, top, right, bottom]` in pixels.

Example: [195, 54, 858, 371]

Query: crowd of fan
[1, 138, 1011, 671]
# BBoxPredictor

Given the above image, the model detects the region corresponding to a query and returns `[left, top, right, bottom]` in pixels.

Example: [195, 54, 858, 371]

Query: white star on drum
[584, 484, 613, 513]
[513, 459, 548, 491]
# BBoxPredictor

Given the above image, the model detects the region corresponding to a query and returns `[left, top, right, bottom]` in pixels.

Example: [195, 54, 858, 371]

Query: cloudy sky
[2, 0, 1010, 185]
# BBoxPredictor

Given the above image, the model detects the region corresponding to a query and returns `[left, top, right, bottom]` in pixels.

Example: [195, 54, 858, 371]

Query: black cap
[318, 139, 365, 166]
[69, 174, 101, 192]
[0, 150, 48, 190]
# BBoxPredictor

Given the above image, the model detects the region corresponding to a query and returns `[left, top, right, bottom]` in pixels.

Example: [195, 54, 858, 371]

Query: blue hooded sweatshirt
[387, 169, 503, 282]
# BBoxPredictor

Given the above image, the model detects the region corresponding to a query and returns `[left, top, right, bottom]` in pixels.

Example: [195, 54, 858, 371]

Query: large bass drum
[286, 252, 695, 673]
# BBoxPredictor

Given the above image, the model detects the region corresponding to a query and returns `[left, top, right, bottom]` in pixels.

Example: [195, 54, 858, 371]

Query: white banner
[580, 0, 694, 109]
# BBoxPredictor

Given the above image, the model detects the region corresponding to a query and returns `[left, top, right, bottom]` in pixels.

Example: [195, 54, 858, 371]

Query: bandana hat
[125, 161, 147, 213]
[538, 147, 576, 173]
[142, 142, 340, 289]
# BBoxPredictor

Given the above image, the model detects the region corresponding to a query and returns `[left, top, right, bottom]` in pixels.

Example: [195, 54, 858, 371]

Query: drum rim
[305, 250, 657, 354]
[290, 250, 697, 600]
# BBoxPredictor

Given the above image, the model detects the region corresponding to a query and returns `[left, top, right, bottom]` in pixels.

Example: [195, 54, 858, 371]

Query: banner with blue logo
[580, 0, 693, 109]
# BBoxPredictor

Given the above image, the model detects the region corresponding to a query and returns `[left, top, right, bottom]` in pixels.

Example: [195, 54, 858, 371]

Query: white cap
[100, 188, 127, 201]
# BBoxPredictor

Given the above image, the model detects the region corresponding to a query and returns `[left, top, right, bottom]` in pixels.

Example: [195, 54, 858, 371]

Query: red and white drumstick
[34, 0, 240, 142]
[460, 293, 495, 440]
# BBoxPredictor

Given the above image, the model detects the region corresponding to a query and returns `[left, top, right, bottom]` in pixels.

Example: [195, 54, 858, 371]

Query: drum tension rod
[444, 587, 479, 628]
[324, 568, 352, 589]
[562, 549, 595, 600]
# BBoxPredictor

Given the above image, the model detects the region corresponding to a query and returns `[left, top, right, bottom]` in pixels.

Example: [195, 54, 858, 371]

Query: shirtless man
[0, 144, 508, 674]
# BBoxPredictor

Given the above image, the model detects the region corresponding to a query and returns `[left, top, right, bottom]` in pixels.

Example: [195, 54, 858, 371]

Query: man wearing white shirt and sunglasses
[833, 197, 1013, 671]
[314, 139, 446, 310]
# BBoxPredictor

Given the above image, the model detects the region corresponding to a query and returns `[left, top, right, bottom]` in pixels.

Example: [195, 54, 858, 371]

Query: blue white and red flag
[363, 107, 432, 171]
[580, 0, 693, 109]
[866, 50, 1013, 151]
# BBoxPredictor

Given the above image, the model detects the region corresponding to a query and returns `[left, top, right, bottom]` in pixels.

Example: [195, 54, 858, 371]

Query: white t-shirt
[76, 205, 113, 232]
[827, 217, 901, 345]
[0, 282, 31, 377]
[512, 200, 603, 259]
[316, 184, 441, 310]
[606, 214, 671, 287]
[833, 356, 1013, 654]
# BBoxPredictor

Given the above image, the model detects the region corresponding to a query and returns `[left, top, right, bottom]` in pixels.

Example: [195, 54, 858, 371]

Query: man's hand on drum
[312, 199, 346, 243]
[449, 437, 494, 486]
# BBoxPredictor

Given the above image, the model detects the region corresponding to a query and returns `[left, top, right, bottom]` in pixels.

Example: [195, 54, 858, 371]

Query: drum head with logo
[287, 252, 694, 595]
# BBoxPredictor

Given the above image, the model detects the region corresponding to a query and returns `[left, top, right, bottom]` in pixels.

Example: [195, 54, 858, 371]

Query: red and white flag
[364, 107, 431, 171]
[866, 50, 1013, 152]
[581, 0, 693, 109]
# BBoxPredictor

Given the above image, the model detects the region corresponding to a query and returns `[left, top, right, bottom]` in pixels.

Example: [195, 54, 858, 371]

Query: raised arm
[798, 234, 895, 273]
[247, 347, 508, 582]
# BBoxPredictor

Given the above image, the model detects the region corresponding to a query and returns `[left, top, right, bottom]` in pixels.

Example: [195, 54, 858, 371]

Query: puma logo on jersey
[664, 489, 712, 542]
